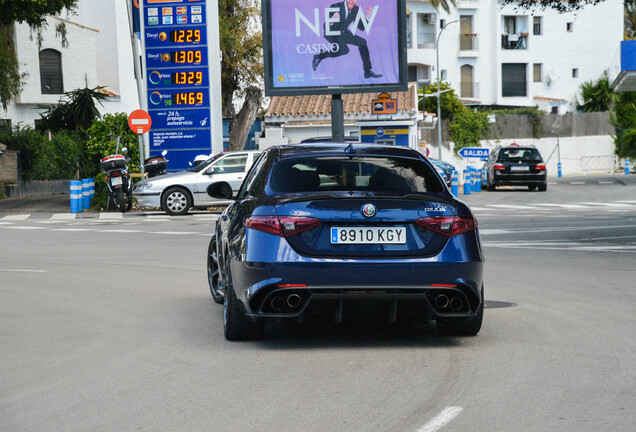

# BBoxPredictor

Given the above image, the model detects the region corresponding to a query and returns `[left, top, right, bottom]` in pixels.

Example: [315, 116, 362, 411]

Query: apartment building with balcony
[406, 0, 623, 113]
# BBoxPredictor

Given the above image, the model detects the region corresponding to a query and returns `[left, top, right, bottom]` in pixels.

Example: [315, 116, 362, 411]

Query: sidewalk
[0, 194, 74, 214]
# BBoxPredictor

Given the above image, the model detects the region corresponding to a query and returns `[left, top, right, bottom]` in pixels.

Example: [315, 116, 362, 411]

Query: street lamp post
[435, 19, 460, 160]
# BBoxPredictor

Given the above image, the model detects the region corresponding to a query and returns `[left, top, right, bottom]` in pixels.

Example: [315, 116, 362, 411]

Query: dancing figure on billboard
[312, 0, 383, 79]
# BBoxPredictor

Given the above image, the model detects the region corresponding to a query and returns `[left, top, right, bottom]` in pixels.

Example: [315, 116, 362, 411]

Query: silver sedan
[133, 150, 262, 215]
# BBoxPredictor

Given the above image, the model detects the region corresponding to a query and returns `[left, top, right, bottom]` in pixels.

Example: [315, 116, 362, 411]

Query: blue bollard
[82, 179, 90, 209]
[450, 170, 459, 196]
[558, 162, 563, 178]
[481, 168, 487, 187]
[70, 181, 82, 213]
[463, 169, 471, 195]
[475, 167, 482, 192]
[88, 178, 95, 198]
[626, 158, 631, 175]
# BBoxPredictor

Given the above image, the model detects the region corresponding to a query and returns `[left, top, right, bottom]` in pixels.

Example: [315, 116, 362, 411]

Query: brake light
[245, 216, 321, 237]
[276, 284, 307, 288]
[535, 164, 546, 170]
[493, 163, 505, 171]
[415, 216, 478, 236]
[111, 171, 121, 177]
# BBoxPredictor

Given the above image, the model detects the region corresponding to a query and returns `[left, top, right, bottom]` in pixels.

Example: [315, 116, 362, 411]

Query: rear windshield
[498, 148, 542, 161]
[269, 156, 442, 194]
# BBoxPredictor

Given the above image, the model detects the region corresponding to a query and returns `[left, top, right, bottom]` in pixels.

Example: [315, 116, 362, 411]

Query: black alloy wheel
[223, 256, 265, 341]
[115, 189, 125, 213]
[207, 235, 224, 304]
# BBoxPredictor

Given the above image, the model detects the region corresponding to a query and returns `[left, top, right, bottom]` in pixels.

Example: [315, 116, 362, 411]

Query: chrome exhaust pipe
[450, 297, 463, 312]
[270, 296, 286, 311]
[434, 294, 449, 309]
[287, 293, 302, 309]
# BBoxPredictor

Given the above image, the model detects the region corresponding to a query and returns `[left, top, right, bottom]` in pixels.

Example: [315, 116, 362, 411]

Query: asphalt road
[1, 177, 635, 431]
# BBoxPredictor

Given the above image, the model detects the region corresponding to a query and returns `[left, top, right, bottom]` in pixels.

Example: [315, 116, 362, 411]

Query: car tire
[538, 183, 547, 192]
[436, 286, 484, 336]
[528, 185, 537, 191]
[487, 183, 496, 191]
[207, 235, 224, 304]
[162, 187, 192, 215]
[223, 258, 265, 341]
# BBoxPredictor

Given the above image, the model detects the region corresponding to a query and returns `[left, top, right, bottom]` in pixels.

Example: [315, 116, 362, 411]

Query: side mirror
[205, 167, 216, 175]
[207, 182, 233, 200]
[122, 147, 128, 154]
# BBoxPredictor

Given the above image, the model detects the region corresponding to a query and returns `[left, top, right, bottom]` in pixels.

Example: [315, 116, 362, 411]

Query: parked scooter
[144, 150, 169, 178]
[101, 146, 132, 212]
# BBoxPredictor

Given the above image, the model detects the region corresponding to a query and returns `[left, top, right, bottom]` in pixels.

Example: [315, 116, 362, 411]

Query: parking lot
[1, 176, 635, 432]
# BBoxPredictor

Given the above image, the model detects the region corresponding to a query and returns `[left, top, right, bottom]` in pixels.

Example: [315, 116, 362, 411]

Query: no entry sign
[128, 110, 152, 135]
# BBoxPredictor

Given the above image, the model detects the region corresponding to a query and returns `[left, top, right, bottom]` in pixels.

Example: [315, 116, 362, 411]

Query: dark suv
[484, 145, 547, 191]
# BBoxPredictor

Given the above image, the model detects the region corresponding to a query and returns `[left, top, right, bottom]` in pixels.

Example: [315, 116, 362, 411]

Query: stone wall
[0, 147, 19, 184]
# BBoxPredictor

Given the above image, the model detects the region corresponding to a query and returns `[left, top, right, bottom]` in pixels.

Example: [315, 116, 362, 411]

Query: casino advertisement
[263, 0, 406, 95]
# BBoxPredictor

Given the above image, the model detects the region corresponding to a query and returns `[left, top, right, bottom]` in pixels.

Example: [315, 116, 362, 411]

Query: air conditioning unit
[422, 14, 434, 25]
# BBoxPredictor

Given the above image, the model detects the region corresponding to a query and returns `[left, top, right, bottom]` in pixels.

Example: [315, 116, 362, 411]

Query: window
[39, 49, 63, 94]
[533, 64, 542, 82]
[502, 63, 527, 97]
[440, 19, 445, 28]
[566, 22, 573, 32]
[503, 16, 516, 34]
[533, 17, 542, 35]
[441, 69, 447, 80]
[0, 119, 11, 132]
[551, 106, 559, 114]
[408, 66, 417, 83]
[211, 154, 248, 174]
[269, 157, 443, 194]
[572, 68, 579, 78]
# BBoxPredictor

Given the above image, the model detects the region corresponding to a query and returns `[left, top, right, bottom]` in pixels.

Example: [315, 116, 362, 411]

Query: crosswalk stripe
[534, 203, 587, 209]
[99, 213, 124, 220]
[1, 214, 30, 220]
[578, 202, 634, 208]
[50, 213, 77, 220]
[486, 204, 542, 210]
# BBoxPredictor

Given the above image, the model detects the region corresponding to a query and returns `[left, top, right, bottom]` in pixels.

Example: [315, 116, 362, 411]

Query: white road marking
[53, 228, 95, 232]
[149, 231, 202, 235]
[612, 200, 636, 204]
[97, 229, 143, 233]
[534, 203, 587, 209]
[415, 407, 463, 432]
[2, 226, 45, 230]
[570, 181, 586, 185]
[479, 229, 514, 235]
[50, 213, 77, 220]
[1, 214, 30, 220]
[0, 222, 15, 225]
[99, 213, 124, 220]
[0, 268, 48, 273]
[599, 181, 615, 184]
[486, 204, 542, 210]
[578, 202, 632, 208]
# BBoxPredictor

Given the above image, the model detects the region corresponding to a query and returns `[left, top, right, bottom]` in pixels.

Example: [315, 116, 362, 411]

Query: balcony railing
[417, 32, 435, 49]
[460, 81, 479, 99]
[459, 34, 479, 51]
[501, 33, 528, 50]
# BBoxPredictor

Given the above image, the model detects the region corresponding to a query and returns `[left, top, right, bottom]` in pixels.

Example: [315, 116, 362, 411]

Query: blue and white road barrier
[626, 158, 631, 175]
[82, 179, 90, 209]
[463, 169, 471, 195]
[451, 170, 459, 196]
[70, 181, 82, 213]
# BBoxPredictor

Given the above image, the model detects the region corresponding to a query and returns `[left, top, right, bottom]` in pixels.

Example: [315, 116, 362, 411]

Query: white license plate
[510, 165, 529, 172]
[111, 177, 123, 186]
[331, 227, 406, 244]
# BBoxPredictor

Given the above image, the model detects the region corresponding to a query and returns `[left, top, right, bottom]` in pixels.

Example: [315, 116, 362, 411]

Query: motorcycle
[143, 150, 169, 178]
[101, 147, 133, 213]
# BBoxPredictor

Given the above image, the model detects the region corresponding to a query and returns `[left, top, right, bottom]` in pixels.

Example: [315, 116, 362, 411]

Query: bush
[449, 109, 489, 154]
[0, 125, 85, 180]
[86, 113, 140, 175]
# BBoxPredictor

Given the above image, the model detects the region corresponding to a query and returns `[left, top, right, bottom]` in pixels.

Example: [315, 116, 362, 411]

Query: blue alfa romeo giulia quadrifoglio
[207, 143, 484, 340]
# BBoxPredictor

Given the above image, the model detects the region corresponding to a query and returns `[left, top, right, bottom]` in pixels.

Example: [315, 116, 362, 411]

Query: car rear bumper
[228, 230, 484, 321]
[493, 173, 546, 185]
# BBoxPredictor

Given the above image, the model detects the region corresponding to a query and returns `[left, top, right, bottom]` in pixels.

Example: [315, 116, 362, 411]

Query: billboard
[262, 0, 407, 96]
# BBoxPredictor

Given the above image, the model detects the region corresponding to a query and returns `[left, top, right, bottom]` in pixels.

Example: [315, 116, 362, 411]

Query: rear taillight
[111, 171, 121, 177]
[415, 216, 478, 237]
[245, 216, 321, 237]
[535, 164, 546, 170]
[493, 163, 505, 171]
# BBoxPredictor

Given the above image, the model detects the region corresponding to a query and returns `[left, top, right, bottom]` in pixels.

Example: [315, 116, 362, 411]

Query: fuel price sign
[141, 0, 213, 170]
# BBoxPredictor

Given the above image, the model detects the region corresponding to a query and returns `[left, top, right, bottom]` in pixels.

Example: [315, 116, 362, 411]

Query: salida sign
[458, 147, 490, 158]
[263, 0, 407, 95]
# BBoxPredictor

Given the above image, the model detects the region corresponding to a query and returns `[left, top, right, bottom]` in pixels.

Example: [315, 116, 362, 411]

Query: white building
[0, 1, 138, 129]
[0, 0, 625, 129]
[406, 0, 624, 113]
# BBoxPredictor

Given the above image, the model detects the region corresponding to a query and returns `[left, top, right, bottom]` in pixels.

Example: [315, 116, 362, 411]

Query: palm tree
[429, 0, 456, 13]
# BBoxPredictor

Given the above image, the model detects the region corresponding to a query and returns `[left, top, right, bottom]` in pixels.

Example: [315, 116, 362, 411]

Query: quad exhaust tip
[434, 294, 450, 309]
[287, 293, 302, 308]
[449, 297, 464, 312]
[270, 296, 286, 311]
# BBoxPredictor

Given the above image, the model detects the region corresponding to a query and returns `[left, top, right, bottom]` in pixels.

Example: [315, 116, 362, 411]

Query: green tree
[38, 86, 109, 132]
[500, 0, 606, 12]
[611, 92, 636, 159]
[578, 72, 616, 113]
[0, 0, 78, 108]
[419, 81, 465, 119]
[219, 0, 263, 118]
[449, 109, 489, 153]
[85, 113, 140, 175]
